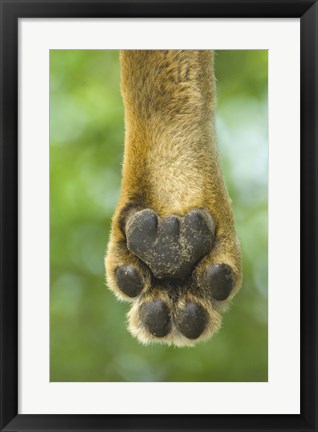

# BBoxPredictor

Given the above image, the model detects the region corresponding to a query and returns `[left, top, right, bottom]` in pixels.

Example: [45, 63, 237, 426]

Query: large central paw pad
[125, 209, 216, 280]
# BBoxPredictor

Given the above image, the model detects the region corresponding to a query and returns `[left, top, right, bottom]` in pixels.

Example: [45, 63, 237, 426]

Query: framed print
[0, 1, 317, 431]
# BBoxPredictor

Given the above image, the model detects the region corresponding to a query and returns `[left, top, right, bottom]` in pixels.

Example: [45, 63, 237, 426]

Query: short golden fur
[105, 50, 241, 347]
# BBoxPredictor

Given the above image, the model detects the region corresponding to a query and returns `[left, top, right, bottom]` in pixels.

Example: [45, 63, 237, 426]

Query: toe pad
[204, 264, 234, 301]
[115, 265, 144, 298]
[175, 302, 208, 339]
[139, 300, 171, 337]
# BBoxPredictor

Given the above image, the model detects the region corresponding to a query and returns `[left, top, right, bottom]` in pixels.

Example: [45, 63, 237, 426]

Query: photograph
[1, 0, 317, 429]
[50, 49, 268, 382]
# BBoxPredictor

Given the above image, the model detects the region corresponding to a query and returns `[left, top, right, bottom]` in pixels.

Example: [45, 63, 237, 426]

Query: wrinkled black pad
[126, 208, 215, 280]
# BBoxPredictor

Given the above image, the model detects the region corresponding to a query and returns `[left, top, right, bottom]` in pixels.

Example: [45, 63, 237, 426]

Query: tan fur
[105, 50, 242, 346]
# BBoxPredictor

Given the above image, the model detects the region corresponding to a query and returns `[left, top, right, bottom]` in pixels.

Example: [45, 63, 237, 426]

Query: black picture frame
[1, 1, 317, 431]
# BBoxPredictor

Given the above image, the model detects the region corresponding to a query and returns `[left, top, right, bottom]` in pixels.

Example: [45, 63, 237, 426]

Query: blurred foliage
[50, 50, 268, 382]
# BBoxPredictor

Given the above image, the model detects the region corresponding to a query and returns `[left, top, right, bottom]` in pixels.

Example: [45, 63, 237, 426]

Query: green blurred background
[50, 50, 268, 382]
